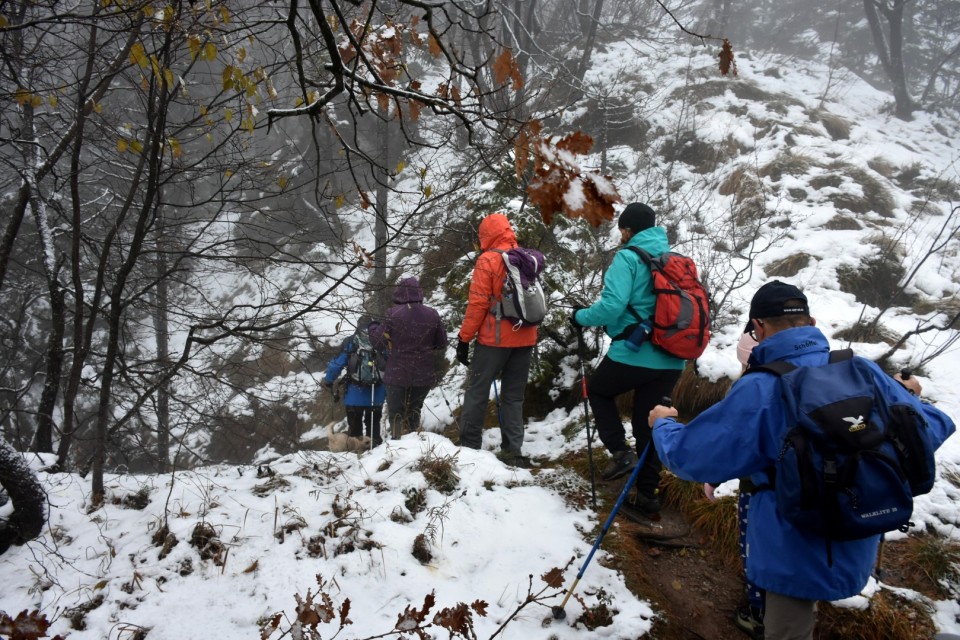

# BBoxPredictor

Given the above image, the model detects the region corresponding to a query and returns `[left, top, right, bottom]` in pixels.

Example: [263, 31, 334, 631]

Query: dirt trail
[594, 478, 750, 640]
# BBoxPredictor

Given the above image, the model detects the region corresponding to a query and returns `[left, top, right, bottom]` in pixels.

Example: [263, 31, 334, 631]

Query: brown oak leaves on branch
[719, 38, 738, 77]
[519, 123, 621, 228]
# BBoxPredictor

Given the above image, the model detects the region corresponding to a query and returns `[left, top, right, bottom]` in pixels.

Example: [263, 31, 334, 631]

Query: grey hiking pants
[459, 344, 534, 455]
[763, 591, 816, 640]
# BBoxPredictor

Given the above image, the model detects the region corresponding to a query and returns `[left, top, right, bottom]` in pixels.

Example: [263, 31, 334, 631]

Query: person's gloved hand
[569, 305, 585, 330]
[324, 381, 340, 402]
[456, 340, 471, 366]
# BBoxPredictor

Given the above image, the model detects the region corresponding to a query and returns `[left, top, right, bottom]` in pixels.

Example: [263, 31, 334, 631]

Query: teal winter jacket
[574, 226, 686, 370]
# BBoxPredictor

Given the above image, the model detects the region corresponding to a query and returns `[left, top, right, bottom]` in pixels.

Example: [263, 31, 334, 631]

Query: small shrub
[837, 255, 915, 309]
[833, 321, 901, 345]
[190, 522, 226, 565]
[151, 524, 178, 559]
[252, 476, 291, 497]
[416, 448, 460, 494]
[412, 533, 432, 564]
[119, 485, 151, 510]
[898, 531, 960, 597]
[759, 151, 813, 182]
[813, 109, 851, 140]
[404, 487, 427, 516]
[671, 363, 733, 417]
[824, 214, 861, 230]
[65, 595, 104, 630]
[765, 252, 811, 278]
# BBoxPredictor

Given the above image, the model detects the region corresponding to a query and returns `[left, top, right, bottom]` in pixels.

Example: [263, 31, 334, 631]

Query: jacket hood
[393, 277, 424, 304]
[478, 213, 517, 251]
[750, 325, 829, 367]
[625, 226, 671, 255]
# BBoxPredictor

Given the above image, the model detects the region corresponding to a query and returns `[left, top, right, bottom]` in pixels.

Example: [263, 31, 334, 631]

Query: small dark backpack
[346, 332, 386, 386]
[620, 246, 711, 359]
[491, 247, 547, 326]
[747, 349, 936, 541]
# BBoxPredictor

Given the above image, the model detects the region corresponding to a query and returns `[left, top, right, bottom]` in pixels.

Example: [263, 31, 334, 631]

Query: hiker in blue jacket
[570, 202, 686, 520]
[324, 316, 387, 446]
[648, 281, 956, 640]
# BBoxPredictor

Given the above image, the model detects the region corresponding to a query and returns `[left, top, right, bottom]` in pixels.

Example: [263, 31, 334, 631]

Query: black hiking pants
[587, 356, 682, 498]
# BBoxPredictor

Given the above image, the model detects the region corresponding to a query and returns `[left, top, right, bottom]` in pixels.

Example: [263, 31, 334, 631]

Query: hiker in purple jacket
[370, 277, 448, 438]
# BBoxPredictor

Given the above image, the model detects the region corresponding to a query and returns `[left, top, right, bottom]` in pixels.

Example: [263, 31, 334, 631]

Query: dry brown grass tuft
[415, 446, 460, 494]
[671, 363, 733, 417]
[660, 474, 741, 567]
[765, 252, 812, 278]
[896, 531, 960, 597]
[818, 588, 936, 639]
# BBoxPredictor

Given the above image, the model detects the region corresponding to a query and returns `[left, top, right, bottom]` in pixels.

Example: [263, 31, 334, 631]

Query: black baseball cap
[749, 280, 809, 319]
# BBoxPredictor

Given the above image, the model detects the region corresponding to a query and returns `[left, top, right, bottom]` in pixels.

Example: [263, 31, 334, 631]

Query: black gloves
[569, 304, 586, 330]
[456, 340, 471, 366]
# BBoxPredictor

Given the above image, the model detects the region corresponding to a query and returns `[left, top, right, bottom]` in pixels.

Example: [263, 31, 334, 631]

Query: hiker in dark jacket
[324, 316, 387, 446]
[570, 203, 685, 520]
[649, 281, 955, 640]
[370, 277, 447, 438]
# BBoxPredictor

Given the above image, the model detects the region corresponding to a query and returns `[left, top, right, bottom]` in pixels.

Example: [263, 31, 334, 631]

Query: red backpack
[622, 246, 711, 359]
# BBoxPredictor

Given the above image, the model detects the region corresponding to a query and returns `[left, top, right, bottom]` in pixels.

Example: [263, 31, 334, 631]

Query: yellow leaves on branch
[521, 124, 621, 227]
[492, 49, 524, 91]
[13, 88, 43, 108]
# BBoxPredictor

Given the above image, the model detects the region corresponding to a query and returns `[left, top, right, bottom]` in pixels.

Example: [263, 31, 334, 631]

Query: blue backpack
[748, 349, 936, 541]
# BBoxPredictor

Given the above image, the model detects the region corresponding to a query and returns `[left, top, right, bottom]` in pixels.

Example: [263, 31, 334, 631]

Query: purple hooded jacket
[369, 277, 447, 387]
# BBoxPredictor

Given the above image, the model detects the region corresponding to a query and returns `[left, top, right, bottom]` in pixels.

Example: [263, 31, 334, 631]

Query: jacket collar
[749, 325, 829, 366]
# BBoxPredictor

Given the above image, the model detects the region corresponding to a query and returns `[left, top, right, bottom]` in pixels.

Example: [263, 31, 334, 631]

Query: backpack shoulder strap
[829, 348, 853, 363]
[744, 360, 796, 377]
[622, 245, 655, 268]
[745, 348, 854, 377]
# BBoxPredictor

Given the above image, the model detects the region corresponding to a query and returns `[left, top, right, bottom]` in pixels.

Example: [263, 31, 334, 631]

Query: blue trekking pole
[492, 379, 503, 427]
[552, 396, 672, 621]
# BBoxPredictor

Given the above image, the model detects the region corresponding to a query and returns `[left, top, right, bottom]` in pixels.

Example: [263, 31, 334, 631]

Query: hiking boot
[619, 491, 661, 523]
[497, 452, 533, 469]
[734, 606, 764, 640]
[601, 449, 638, 481]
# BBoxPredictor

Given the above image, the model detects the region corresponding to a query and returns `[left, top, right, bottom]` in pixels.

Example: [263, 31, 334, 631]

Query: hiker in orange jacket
[456, 213, 538, 468]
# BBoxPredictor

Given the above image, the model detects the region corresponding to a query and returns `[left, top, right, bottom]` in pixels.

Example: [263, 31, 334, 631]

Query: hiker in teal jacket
[571, 203, 686, 520]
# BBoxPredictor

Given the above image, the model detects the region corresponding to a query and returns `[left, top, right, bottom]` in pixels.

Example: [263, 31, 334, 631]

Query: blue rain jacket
[574, 226, 685, 369]
[653, 325, 955, 601]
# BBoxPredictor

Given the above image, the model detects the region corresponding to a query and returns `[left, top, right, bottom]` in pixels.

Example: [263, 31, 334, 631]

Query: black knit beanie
[618, 202, 656, 233]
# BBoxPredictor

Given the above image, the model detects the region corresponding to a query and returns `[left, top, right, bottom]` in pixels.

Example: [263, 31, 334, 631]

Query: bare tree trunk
[151, 209, 172, 472]
[574, 0, 604, 85]
[863, 0, 917, 120]
[372, 106, 390, 319]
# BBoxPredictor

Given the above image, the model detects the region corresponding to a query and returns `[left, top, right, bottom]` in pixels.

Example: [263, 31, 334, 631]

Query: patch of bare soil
[594, 479, 749, 640]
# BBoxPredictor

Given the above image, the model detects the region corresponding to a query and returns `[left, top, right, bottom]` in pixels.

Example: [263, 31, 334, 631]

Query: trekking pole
[492, 379, 503, 427]
[370, 382, 376, 452]
[576, 327, 598, 509]
[876, 367, 915, 579]
[552, 439, 653, 621]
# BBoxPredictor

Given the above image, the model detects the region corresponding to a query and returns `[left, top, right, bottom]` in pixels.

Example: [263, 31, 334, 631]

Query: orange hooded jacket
[457, 213, 538, 348]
